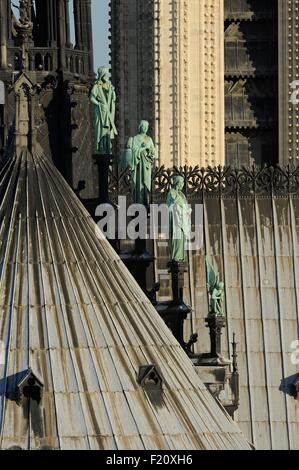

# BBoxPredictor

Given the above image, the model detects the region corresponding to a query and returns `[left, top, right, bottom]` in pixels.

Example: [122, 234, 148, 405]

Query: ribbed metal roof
[154, 185, 299, 450]
[0, 148, 251, 450]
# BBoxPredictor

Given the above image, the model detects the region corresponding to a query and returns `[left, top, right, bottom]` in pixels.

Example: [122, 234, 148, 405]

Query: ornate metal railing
[109, 165, 299, 199]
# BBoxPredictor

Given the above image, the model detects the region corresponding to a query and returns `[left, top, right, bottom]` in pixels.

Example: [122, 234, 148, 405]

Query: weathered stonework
[110, 0, 225, 167]
[224, 0, 279, 166]
[111, 1, 299, 168]
[278, 0, 299, 165]
[0, 0, 96, 199]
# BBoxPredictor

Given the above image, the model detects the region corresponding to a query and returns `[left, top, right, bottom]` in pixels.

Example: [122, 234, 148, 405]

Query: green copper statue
[121, 120, 155, 207]
[206, 257, 225, 316]
[90, 66, 117, 155]
[166, 176, 192, 262]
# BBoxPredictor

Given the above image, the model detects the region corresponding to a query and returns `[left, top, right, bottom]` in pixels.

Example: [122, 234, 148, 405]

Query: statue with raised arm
[206, 257, 225, 316]
[90, 66, 117, 156]
[166, 176, 192, 262]
[13, 0, 31, 24]
[121, 120, 155, 207]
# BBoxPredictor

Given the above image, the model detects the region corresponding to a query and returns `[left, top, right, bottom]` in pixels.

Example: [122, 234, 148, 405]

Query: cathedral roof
[0, 148, 251, 450]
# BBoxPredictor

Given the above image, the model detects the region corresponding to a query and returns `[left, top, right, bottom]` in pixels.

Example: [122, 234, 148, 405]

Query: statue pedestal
[200, 315, 229, 365]
[154, 260, 191, 348]
[192, 331, 240, 418]
[93, 154, 112, 204]
[120, 237, 154, 293]
[168, 260, 187, 304]
[155, 301, 191, 348]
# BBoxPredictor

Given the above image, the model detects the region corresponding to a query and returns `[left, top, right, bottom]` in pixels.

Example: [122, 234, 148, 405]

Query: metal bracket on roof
[17, 369, 44, 406]
[137, 365, 162, 390]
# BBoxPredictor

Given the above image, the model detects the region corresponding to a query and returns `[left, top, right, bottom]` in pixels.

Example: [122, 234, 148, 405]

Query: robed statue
[166, 176, 192, 262]
[206, 257, 225, 316]
[90, 66, 117, 155]
[121, 120, 155, 207]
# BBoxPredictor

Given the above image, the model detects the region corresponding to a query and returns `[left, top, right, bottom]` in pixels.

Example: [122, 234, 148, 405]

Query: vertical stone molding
[278, 0, 299, 165]
[110, 0, 225, 167]
[188, 0, 225, 167]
